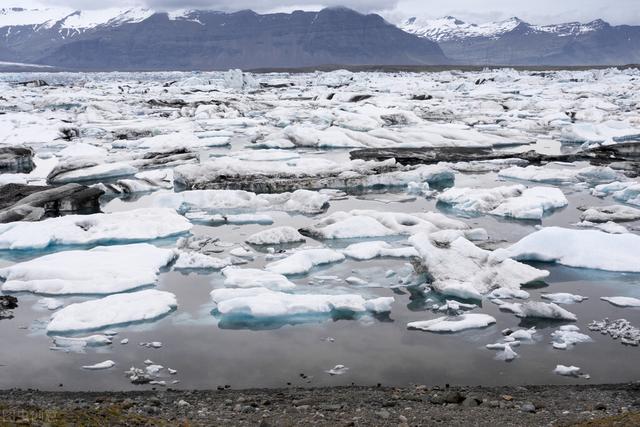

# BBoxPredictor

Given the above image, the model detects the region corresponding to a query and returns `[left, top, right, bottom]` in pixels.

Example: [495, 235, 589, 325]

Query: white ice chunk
[409, 233, 548, 299]
[47, 289, 177, 333]
[0, 244, 176, 295]
[407, 313, 496, 333]
[82, 360, 116, 370]
[502, 227, 640, 272]
[553, 365, 589, 378]
[246, 226, 305, 245]
[265, 249, 345, 276]
[0, 208, 191, 250]
[541, 293, 588, 304]
[438, 185, 567, 220]
[600, 296, 640, 308]
[173, 252, 232, 270]
[341, 241, 419, 260]
[211, 287, 393, 318]
[517, 301, 577, 321]
[221, 267, 297, 290]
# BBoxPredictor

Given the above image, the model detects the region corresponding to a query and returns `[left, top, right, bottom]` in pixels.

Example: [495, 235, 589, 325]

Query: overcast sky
[13, 0, 640, 25]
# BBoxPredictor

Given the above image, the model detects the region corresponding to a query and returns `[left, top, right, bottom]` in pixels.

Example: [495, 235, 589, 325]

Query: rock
[520, 402, 536, 413]
[0, 146, 35, 174]
[0, 295, 18, 319]
[16, 80, 48, 87]
[0, 183, 103, 223]
[461, 397, 480, 407]
[429, 394, 445, 405]
[443, 391, 465, 404]
[594, 403, 607, 411]
[375, 409, 390, 419]
[177, 400, 190, 407]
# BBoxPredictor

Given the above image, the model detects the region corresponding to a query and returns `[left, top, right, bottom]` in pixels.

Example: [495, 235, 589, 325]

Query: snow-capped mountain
[0, 7, 447, 70]
[401, 16, 525, 42]
[401, 15, 640, 65]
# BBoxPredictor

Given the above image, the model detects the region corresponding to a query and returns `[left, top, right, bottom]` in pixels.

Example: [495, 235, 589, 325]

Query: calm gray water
[1, 157, 639, 391]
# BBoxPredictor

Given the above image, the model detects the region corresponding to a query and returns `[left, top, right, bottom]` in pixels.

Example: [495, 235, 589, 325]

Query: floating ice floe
[575, 221, 629, 234]
[326, 365, 349, 376]
[50, 334, 113, 352]
[0, 208, 191, 250]
[600, 296, 640, 308]
[487, 288, 530, 300]
[173, 251, 232, 270]
[407, 313, 496, 333]
[516, 301, 577, 321]
[409, 233, 548, 300]
[173, 157, 454, 192]
[579, 205, 640, 223]
[301, 210, 485, 240]
[47, 160, 138, 184]
[82, 360, 116, 370]
[437, 185, 568, 220]
[541, 293, 588, 304]
[501, 227, 640, 272]
[0, 244, 176, 295]
[245, 226, 305, 246]
[151, 189, 330, 215]
[561, 120, 640, 148]
[46, 289, 177, 334]
[553, 365, 590, 379]
[592, 181, 640, 207]
[211, 287, 393, 319]
[37, 297, 64, 310]
[486, 342, 519, 361]
[341, 241, 419, 260]
[498, 165, 621, 185]
[551, 325, 592, 350]
[265, 248, 345, 276]
[588, 318, 640, 346]
[221, 267, 297, 290]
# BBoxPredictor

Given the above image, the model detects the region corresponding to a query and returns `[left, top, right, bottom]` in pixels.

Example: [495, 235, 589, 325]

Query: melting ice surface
[0, 68, 639, 390]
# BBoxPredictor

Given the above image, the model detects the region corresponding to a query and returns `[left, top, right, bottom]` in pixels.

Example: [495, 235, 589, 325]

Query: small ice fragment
[82, 360, 115, 370]
[326, 365, 349, 376]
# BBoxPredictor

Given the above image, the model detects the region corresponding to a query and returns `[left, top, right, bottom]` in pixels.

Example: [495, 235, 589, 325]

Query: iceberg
[409, 233, 549, 299]
[245, 226, 305, 246]
[438, 185, 567, 219]
[579, 205, 640, 223]
[341, 241, 419, 260]
[498, 165, 621, 185]
[265, 248, 345, 276]
[502, 227, 640, 272]
[211, 287, 393, 319]
[221, 267, 297, 290]
[0, 244, 176, 295]
[600, 296, 640, 308]
[407, 313, 496, 333]
[47, 289, 177, 334]
[151, 189, 330, 215]
[0, 208, 191, 250]
[301, 210, 482, 240]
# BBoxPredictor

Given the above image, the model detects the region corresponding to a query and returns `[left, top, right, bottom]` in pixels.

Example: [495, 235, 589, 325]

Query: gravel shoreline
[1, 383, 639, 426]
